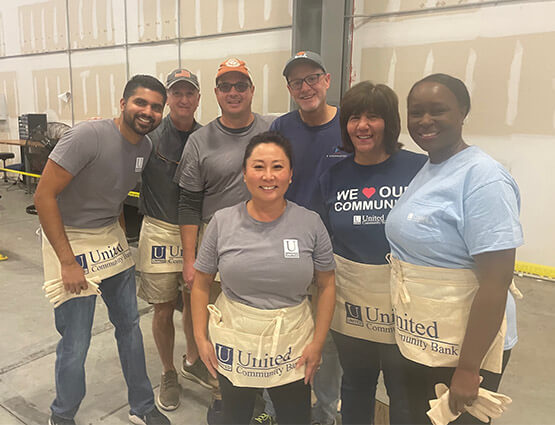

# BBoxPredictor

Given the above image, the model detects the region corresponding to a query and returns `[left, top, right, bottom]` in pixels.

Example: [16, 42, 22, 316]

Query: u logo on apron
[42, 221, 135, 284]
[331, 254, 395, 344]
[388, 256, 506, 373]
[208, 293, 314, 388]
[137, 216, 183, 273]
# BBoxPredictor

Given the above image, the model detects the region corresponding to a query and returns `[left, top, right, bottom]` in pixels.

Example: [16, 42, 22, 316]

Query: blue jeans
[311, 332, 342, 425]
[50, 267, 155, 419]
[332, 330, 412, 425]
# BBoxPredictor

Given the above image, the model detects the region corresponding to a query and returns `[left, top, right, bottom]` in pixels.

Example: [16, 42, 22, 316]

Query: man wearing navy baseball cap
[259, 51, 346, 425]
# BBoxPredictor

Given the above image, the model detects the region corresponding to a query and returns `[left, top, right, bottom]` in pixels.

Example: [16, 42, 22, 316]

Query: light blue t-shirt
[385, 146, 523, 267]
[385, 146, 523, 349]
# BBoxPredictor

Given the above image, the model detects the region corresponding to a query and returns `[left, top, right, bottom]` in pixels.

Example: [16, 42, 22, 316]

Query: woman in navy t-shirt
[314, 81, 427, 424]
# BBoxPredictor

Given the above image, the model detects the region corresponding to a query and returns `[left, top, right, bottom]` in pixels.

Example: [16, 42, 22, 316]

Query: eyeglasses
[156, 145, 179, 165]
[216, 82, 251, 93]
[287, 73, 324, 91]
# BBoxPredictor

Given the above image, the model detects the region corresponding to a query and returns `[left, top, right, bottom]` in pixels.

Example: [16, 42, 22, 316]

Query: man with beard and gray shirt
[174, 58, 274, 422]
[35, 75, 171, 425]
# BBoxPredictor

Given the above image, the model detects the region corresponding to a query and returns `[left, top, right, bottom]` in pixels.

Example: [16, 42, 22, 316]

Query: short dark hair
[340, 81, 402, 155]
[408, 73, 471, 118]
[242, 131, 294, 169]
[123, 74, 167, 104]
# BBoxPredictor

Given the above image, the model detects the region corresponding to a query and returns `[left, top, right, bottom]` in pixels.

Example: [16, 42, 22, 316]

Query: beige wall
[353, 0, 555, 266]
[0, 0, 292, 159]
[180, 0, 292, 37]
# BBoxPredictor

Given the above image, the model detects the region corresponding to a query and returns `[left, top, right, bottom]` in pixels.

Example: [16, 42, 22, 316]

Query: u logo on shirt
[283, 239, 300, 259]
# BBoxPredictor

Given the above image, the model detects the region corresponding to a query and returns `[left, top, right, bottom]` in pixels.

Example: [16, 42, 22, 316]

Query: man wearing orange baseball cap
[174, 58, 274, 423]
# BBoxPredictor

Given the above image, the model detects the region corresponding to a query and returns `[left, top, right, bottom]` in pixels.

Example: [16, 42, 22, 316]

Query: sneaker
[48, 414, 76, 425]
[251, 412, 276, 425]
[180, 354, 218, 389]
[157, 370, 180, 411]
[206, 398, 224, 425]
[311, 420, 337, 425]
[129, 406, 171, 425]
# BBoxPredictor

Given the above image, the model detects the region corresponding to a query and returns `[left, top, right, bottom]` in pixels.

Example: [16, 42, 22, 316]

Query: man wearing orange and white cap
[175, 58, 274, 289]
[174, 58, 274, 421]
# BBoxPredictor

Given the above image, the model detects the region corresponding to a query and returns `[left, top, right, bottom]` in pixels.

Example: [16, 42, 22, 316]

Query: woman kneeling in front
[191, 131, 336, 425]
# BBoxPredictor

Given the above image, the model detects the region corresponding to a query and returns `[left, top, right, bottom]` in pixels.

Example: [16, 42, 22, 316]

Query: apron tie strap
[207, 304, 223, 325]
[255, 313, 284, 359]
[509, 280, 523, 299]
[387, 254, 411, 305]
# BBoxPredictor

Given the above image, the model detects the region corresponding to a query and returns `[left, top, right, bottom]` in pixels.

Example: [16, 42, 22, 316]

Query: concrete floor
[1, 181, 554, 425]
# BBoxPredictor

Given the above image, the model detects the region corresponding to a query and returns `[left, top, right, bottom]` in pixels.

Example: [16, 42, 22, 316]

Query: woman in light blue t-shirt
[385, 74, 523, 424]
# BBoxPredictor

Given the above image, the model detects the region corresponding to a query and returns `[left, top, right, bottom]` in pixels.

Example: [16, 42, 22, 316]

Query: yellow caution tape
[515, 261, 555, 280]
[0, 167, 140, 198]
[0, 167, 41, 179]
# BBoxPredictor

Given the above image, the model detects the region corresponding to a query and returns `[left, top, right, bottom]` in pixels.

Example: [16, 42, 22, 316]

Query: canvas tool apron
[389, 255, 505, 373]
[42, 221, 134, 283]
[208, 293, 314, 388]
[331, 254, 395, 343]
[137, 216, 182, 273]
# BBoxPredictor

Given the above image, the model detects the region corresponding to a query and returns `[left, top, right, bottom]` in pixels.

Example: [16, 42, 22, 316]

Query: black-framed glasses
[287, 73, 324, 91]
[216, 82, 251, 93]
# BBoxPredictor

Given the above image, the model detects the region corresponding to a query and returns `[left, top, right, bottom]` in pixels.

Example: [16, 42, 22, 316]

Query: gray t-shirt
[174, 113, 274, 222]
[194, 201, 336, 309]
[139, 115, 201, 224]
[49, 119, 152, 228]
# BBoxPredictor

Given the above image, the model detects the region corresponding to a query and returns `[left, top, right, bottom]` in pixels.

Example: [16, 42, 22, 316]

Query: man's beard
[123, 110, 155, 136]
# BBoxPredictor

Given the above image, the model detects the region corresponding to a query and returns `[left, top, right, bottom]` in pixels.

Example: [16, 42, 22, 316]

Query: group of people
[34, 49, 523, 425]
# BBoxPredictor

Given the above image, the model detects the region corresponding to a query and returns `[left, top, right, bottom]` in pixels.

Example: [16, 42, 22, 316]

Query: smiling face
[214, 72, 254, 120]
[286, 62, 330, 114]
[407, 81, 466, 163]
[346, 111, 387, 163]
[120, 87, 164, 136]
[243, 142, 292, 206]
[166, 81, 200, 122]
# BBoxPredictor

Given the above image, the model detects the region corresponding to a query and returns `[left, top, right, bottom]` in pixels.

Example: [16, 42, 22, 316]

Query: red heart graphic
[362, 187, 376, 198]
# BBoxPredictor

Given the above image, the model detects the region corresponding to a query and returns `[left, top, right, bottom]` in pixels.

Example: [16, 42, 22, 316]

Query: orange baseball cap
[216, 58, 252, 81]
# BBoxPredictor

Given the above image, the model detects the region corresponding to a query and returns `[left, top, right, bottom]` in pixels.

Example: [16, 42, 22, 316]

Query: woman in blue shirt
[385, 74, 523, 424]
[314, 81, 427, 424]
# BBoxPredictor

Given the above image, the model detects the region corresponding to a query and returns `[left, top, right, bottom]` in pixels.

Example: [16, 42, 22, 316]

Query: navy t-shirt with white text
[313, 149, 427, 264]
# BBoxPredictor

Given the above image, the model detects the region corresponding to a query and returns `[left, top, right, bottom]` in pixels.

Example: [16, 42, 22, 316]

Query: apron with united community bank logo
[331, 254, 395, 344]
[41, 222, 134, 282]
[208, 293, 314, 388]
[137, 216, 182, 273]
[389, 256, 505, 373]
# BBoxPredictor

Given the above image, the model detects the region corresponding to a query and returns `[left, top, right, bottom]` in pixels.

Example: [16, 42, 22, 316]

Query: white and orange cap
[215, 58, 252, 82]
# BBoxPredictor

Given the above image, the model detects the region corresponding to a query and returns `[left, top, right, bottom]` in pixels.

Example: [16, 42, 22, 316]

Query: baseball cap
[283, 50, 326, 77]
[166, 68, 200, 90]
[216, 58, 252, 81]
